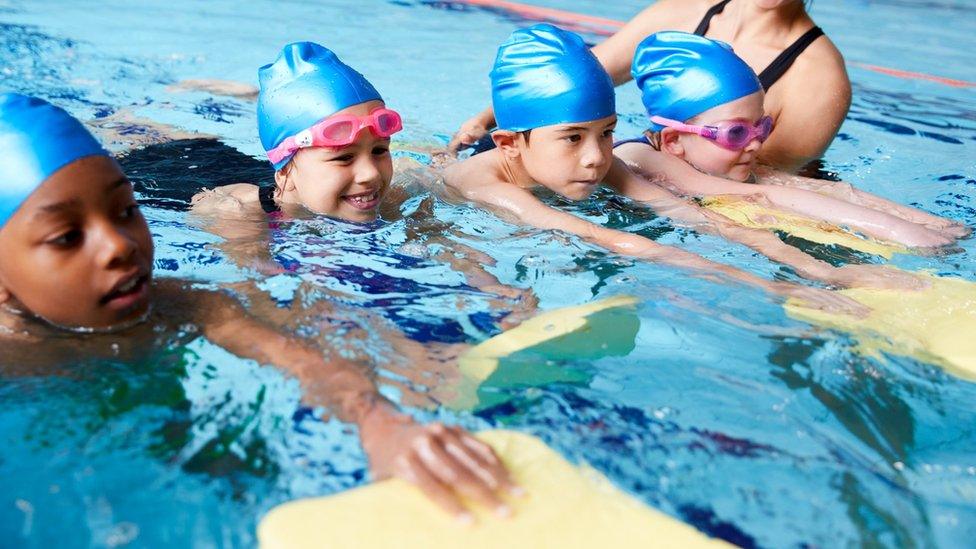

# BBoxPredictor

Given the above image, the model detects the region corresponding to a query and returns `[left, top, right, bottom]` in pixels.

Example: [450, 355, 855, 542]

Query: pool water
[2, 0, 975, 547]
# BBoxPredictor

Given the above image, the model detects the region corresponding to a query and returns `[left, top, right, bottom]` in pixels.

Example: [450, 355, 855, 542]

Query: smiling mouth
[343, 190, 381, 210]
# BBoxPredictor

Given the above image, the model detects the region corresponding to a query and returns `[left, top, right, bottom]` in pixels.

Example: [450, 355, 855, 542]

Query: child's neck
[496, 151, 536, 189]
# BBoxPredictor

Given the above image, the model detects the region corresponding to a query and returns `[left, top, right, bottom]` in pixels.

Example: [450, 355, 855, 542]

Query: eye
[727, 125, 749, 141]
[47, 228, 83, 248]
[564, 134, 582, 143]
[329, 153, 356, 163]
[372, 145, 390, 156]
[120, 203, 140, 219]
[602, 128, 615, 138]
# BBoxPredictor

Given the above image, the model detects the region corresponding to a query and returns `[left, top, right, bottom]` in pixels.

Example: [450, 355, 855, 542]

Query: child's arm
[607, 160, 924, 290]
[755, 165, 970, 239]
[183, 285, 518, 520]
[646, 152, 954, 248]
[448, 169, 865, 315]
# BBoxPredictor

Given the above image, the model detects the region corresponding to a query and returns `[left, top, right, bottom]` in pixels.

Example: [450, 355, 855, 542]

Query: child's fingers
[404, 453, 472, 523]
[417, 428, 510, 516]
[452, 428, 524, 497]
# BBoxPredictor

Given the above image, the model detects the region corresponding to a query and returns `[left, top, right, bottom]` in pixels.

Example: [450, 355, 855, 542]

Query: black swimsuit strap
[693, 0, 732, 36]
[757, 26, 824, 90]
[258, 184, 281, 214]
[693, 1, 825, 91]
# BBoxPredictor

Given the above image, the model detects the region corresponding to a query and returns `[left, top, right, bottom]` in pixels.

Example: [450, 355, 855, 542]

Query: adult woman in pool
[450, 0, 849, 172]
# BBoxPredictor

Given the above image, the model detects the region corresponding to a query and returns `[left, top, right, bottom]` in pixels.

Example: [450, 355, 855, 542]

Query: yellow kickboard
[449, 295, 640, 410]
[703, 195, 905, 259]
[786, 274, 976, 380]
[258, 430, 729, 549]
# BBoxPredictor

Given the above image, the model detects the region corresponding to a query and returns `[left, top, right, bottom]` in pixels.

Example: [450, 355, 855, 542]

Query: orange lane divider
[850, 62, 976, 89]
[451, 0, 976, 89]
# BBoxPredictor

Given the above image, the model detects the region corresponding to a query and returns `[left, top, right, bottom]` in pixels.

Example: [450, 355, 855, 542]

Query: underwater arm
[192, 288, 519, 520]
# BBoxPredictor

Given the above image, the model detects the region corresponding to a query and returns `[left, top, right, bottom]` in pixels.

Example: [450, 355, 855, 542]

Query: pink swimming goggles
[650, 115, 773, 151]
[266, 108, 403, 165]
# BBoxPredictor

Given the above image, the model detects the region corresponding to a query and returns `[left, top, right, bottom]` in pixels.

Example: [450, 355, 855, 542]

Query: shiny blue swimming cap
[632, 32, 761, 131]
[257, 41, 383, 170]
[0, 93, 109, 228]
[491, 24, 615, 132]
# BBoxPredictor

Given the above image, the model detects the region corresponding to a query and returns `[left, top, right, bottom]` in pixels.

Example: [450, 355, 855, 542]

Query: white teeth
[347, 192, 378, 204]
[118, 277, 138, 293]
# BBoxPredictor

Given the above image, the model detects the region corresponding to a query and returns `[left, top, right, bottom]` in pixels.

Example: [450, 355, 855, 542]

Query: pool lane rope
[449, 0, 976, 89]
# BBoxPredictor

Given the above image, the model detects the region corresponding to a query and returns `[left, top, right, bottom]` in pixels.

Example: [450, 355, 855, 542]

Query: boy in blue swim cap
[614, 32, 966, 252]
[0, 94, 519, 522]
[444, 25, 867, 312]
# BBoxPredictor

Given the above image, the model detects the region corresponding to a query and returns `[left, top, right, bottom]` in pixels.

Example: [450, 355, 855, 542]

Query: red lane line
[851, 62, 976, 89]
[451, 0, 976, 89]
[456, 0, 623, 29]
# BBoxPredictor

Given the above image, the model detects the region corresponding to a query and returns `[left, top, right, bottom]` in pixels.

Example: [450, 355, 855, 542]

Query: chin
[727, 166, 754, 182]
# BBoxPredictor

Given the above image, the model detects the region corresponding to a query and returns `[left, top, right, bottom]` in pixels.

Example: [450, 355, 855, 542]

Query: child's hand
[928, 220, 971, 240]
[447, 117, 490, 155]
[827, 265, 928, 291]
[771, 282, 870, 317]
[358, 406, 522, 523]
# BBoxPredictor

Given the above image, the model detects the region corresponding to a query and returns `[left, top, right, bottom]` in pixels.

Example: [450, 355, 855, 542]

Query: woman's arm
[590, 0, 692, 85]
[190, 287, 519, 521]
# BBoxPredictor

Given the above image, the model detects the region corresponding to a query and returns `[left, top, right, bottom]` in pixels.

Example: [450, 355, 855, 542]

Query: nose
[354, 155, 383, 186]
[95, 220, 138, 270]
[743, 136, 763, 154]
[580, 140, 609, 170]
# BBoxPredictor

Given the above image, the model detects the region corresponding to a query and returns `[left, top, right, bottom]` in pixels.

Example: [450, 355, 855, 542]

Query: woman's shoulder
[786, 31, 850, 90]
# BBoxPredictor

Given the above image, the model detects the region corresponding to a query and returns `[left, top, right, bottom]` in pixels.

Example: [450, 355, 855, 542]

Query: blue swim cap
[491, 24, 615, 132]
[0, 93, 109, 228]
[258, 42, 383, 170]
[632, 32, 761, 131]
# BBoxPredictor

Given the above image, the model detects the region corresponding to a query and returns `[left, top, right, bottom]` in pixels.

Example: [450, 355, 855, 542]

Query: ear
[0, 279, 10, 307]
[491, 130, 522, 160]
[658, 128, 684, 158]
[274, 163, 295, 193]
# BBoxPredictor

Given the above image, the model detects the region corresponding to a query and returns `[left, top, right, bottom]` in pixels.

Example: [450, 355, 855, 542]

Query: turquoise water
[1, 0, 975, 547]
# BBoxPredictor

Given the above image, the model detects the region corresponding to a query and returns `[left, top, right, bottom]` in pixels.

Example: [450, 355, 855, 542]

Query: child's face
[663, 91, 765, 182]
[276, 100, 393, 223]
[0, 155, 154, 329]
[517, 115, 617, 200]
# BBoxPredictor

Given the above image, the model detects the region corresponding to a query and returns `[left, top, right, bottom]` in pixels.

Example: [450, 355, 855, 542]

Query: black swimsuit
[693, 0, 825, 91]
[258, 184, 281, 214]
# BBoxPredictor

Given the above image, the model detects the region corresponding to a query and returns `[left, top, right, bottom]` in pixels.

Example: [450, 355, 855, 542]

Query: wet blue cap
[632, 31, 761, 131]
[258, 42, 383, 170]
[491, 24, 615, 132]
[0, 93, 109, 228]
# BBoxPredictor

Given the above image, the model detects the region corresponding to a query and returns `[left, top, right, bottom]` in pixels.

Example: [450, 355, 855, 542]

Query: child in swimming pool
[0, 94, 518, 521]
[612, 32, 968, 253]
[443, 24, 864, 313]
[190, 42, 527, 304]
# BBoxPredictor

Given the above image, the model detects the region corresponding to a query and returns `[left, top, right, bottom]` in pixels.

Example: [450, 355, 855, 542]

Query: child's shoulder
[443, 149, 504, 191]
[190, 183, 263, 215]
